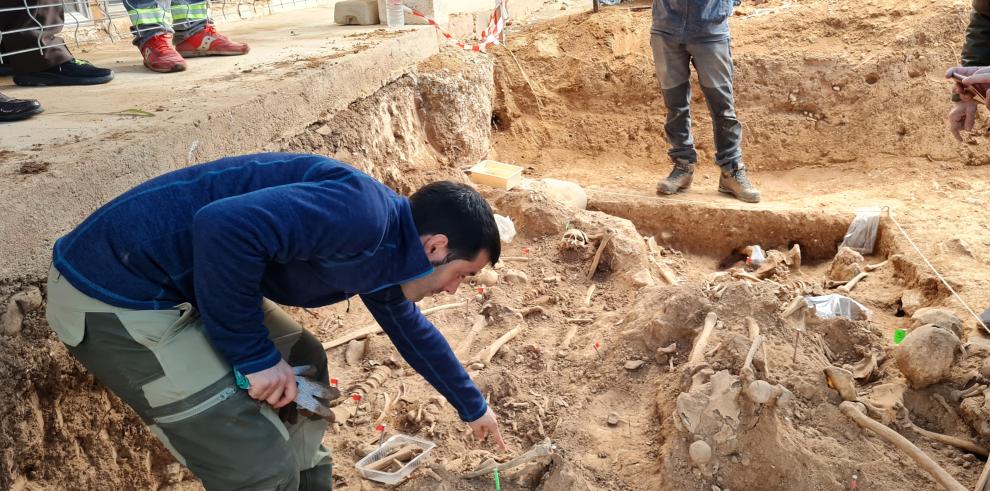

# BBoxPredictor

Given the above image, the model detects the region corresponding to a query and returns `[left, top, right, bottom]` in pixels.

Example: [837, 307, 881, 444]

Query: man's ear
[423, 234, 450, 260]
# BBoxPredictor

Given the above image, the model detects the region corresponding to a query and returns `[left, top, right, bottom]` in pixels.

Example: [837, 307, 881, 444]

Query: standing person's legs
[46, 266, 333, 490]
[0, 0, 72, 72]
[688, 39, 760, 202]
[169, 0, 208, 44]
[124, 0, 171, 46]
[651, 34, 699, 194]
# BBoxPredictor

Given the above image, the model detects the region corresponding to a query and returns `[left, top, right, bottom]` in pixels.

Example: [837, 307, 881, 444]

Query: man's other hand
[468, 406, 508, 451]
[949, 100, 979, 141]
[245, 359, 297, 408]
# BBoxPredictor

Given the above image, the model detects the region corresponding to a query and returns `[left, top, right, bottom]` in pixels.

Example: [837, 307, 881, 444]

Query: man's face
[427, 250, 491, 297]
[403, 234, 491, 302]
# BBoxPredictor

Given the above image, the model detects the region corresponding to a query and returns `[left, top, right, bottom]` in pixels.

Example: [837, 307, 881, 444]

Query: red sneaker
[140, 34, 187, 73]
[175, 24, 250, 57]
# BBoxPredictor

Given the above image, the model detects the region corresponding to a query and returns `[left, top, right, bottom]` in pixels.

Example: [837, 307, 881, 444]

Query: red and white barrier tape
[404, 0, 509, 52]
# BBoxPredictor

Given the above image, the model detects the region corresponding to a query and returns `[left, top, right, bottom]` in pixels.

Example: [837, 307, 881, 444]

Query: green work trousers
[45, 264, 332, 490]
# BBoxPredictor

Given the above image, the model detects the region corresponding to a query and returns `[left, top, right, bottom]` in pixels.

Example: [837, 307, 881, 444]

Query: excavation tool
[234, 365, 342, 421]
[950, 72, 988, 105]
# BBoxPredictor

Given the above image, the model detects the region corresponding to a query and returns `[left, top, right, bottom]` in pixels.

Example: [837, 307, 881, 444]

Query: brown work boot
[718, 164, 761, 203]
[657, 159, 696, 195]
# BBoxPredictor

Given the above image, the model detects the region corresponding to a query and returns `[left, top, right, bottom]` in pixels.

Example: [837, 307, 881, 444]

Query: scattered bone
[824, 279, 848, 289]
[786, 244, 802, 269]
[688, 312, 719, 365]
[531, 295, 556, 306]
[345, 339, 367, 367]
[688, 440, 712, 467]
[346, 365, 392, 400]
[424, 468, 443, 482]
[323, 301, 467, 349]
[837, 272, 869, 294]
[824, 366, 859, 401]
[896, 406, 988, 456]
[365, 444, 423, 472]
[781, 296, 807, 319]
[607, 412, 620, 426]
[477, 324, 524, 365]
[0, 287, 43, 336]
[742, 335, 764, 377]
[655, 342, 677, 365]
[474, 269, 499, 286]
[560, 325, 579, 349]
[949, 384, 986, 403]
[844, 352, 878, 381]
[566, 317, 594, 324]
[745, 380, 775, 405]
[463, 438, 553, 478]
[865, 256, 898, 272]
[455, 315, 488, 361]
[839, 402, 967, 491]
[501, 256, 532, 262]
[584, 285, 596, 307]
[503, 270, 530, 285]
[374, 384, 405, 425]
[561, 228, 589, 249]
[895, 324, 961, 389]
[731, 270, 762, 283]
[587, 234, 612, 280]
[625, 360, 645, 370]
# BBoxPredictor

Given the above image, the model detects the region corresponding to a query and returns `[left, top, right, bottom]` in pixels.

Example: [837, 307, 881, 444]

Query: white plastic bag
[839, 208, 881, 255]
[747, 245, 765, 267]
[805, 294, 870, 321]
[494, 214, 516, 244]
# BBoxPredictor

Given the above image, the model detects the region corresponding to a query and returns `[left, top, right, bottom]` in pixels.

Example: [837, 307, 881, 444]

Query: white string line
[886, 208, 990, 336]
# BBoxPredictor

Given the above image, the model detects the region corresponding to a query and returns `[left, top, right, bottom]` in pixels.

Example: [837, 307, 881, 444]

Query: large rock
[827, 247, 864, 281]
[895, 324, 960, 389]
[910, 308, 964, 339]
[570, 210, 655, 288]
[490, 186, 574, 238]
[620, 286, 712, 350]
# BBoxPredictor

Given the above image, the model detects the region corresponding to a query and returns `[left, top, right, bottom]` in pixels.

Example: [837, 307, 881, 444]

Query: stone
[0, 287, 43, 336]
[689, 440, 712, 466]
[900, 289, 926, 317]
[607, 412, 620, 426]
[827, 247, 864, 282]
[911, 308, 964, 339]
[502, 270, 529, 285]
[744, 380, 774, 405]
[624, 360, 645, 370]
[895, 324, 961, 389]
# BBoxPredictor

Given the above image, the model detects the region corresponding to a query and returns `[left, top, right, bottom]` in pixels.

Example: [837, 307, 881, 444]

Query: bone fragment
[840, 402, 966, 491]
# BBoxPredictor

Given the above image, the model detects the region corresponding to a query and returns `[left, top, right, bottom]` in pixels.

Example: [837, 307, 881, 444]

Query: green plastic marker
[493, 468, 501, 491]
[893, 329, 907, 345]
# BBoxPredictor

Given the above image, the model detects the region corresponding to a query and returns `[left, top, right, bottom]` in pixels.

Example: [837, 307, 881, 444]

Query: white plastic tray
[354, 434, 436, 485]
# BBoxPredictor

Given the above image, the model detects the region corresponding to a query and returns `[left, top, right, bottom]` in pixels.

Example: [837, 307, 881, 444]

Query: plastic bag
[747, 245, 765, 267]
[839, 208, 881, 255]
[805, 294, 870, 321]
[494, 214, 516, 244]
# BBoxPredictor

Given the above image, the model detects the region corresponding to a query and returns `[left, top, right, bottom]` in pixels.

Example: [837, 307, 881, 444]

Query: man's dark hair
[409, 181, 501, 266]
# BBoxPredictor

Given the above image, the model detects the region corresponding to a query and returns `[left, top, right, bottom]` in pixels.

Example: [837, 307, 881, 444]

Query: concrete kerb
[0, 12, 441, 281]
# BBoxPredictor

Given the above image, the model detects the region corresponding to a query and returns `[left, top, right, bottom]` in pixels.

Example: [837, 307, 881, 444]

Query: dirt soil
[5, 0, 990, 490]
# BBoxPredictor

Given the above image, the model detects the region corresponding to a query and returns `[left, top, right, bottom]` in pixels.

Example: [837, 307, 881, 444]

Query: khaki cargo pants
[45, 265, 333, 490]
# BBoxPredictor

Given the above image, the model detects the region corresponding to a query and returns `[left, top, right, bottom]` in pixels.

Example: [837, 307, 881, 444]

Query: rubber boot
[657, 159, 696, 195]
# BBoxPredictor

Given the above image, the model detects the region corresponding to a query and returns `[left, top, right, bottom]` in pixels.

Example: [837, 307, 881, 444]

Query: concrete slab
[0, 7, 441, 279]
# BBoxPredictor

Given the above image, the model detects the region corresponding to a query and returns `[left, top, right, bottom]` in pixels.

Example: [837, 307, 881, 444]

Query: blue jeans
[124, 0, 210, 45]
[651, 35, 743, 171]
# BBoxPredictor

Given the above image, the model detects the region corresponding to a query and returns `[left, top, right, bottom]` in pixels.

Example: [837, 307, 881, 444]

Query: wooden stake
[587, 235, 612, 280]
[840, 402, 966, 491]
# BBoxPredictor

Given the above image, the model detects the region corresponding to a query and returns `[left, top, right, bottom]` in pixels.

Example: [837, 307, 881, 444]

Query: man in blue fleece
[651, 0, 761, 203]
[45, 152, 505, 490]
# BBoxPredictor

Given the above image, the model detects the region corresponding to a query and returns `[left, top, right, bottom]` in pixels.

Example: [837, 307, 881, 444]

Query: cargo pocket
[154, 388, 296, 490]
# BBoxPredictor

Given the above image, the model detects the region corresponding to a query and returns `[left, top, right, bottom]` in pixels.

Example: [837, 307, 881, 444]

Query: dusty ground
[5, 0, 990, 490]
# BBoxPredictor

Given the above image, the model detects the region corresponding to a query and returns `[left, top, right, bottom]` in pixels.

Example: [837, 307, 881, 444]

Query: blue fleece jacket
[53, 153, 487, 422]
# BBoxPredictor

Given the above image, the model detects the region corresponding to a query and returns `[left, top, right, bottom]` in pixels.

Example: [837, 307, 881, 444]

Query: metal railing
[0, 0, 319, 63]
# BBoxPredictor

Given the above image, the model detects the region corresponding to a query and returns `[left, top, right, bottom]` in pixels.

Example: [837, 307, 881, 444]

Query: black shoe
[13, 59, 114, 87]
[0, 93, 43, 121]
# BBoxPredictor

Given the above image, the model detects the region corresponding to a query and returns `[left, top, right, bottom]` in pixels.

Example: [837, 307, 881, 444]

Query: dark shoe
[657, 159, 696, 195]
[0, 93, 43, 121]
[13, 59, 114, 86]
[718, 164, 761, 203]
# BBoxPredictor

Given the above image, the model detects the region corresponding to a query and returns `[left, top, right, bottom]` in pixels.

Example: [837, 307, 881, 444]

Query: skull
[561, 228, 589, 249]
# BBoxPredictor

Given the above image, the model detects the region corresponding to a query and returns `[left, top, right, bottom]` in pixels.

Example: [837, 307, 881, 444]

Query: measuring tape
[404, 0, 509, 52]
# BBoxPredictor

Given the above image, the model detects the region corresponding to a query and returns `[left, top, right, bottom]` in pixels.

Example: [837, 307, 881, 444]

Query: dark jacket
[963, 0, 990, 65]
[53, 153, 488, 422]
